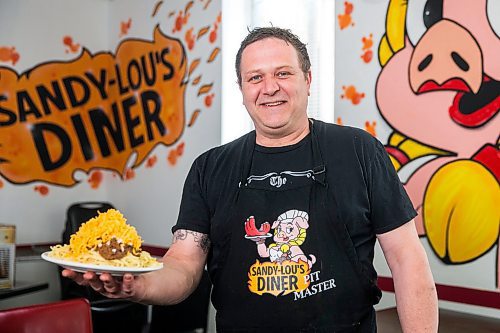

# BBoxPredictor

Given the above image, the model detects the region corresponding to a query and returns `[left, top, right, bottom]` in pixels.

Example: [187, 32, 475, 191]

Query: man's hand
[61, 270, 143, 301]
[60, 229, 210, 306]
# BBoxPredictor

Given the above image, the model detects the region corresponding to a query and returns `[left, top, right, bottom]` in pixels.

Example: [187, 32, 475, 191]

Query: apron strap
[310, 119, 327, 187]
[238, 131, 256, 188]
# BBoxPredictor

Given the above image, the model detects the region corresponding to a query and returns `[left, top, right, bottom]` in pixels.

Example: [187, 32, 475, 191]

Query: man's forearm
[134, 254, 203, 305]
[393, 250, 438, 332]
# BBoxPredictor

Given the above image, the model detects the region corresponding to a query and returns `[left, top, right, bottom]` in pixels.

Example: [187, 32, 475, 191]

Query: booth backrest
[0, 298, 93, 333]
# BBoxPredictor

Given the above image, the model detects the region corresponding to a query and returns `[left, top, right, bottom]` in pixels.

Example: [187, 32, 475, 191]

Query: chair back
[0, 298, 93, 333]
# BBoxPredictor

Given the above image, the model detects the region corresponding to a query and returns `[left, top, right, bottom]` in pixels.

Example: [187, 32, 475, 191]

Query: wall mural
[0, 0, 220, 190]
[375, 0, 499, 287]
[335, 0, 499, 295]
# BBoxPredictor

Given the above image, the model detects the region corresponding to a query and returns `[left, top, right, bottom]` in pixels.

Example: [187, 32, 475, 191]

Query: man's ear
[238, 81, 244, 104]
[307, 71, 312, 96]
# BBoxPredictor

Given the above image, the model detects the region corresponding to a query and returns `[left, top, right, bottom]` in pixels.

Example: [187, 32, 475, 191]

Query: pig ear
[294, 217, 309, 229]
[271, 220, 280, 229]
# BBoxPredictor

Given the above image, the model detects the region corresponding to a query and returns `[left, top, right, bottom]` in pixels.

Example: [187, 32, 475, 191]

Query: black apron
[211, 122, 379, 332]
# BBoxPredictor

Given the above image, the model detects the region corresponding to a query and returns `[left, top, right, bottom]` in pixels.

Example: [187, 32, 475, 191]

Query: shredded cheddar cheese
[49, 209, 161, 268]
[68, 208, 141, 258]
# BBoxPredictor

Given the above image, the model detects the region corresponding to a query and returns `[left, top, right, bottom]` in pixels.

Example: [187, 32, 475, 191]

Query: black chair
[149, 268, 212, 333]
[60, 202, 148, 333]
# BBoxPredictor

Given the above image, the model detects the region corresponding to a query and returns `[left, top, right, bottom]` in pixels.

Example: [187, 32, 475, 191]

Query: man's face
[239, 38, 311, 141]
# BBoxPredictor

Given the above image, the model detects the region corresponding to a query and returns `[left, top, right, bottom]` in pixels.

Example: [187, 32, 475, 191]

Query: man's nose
[263, 77, 280, 95]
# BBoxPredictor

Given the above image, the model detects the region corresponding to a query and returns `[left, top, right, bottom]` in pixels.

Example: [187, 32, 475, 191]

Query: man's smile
[260, 101, 287, 107]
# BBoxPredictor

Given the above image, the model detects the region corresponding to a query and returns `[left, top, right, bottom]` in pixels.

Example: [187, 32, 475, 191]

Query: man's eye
[277, 71, 290, 78]
[248, 75, 262, 82]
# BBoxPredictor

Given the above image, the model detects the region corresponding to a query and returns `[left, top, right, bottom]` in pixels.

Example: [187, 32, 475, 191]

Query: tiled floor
[376, 308, 500, 333]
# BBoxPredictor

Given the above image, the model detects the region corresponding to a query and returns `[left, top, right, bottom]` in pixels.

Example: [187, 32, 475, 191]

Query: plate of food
[42, 208, 163, 275]
[41, 252, 162, 275]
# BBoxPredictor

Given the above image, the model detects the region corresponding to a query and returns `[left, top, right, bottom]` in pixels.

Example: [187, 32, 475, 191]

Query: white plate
[41, 252, 163, 276]
[244, 233, 272, 239]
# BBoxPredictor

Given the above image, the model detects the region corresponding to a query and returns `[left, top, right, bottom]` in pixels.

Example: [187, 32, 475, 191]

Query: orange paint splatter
[146, 155, 158, 168]
[197, 26, 210, 40]
[197, 83, 213, 96]
[167, 142, 185, 166]
[365, 121, 377, 137]
[120, 18, 132, 37]
[172, 10, 190, 33]
[362, 34, 373, 51]
[176, 142, 185, 156]
[124, 168, 135, 180]
[188, 109, 201, 127]
[185, 1, 194, 14]
[209, 23, 218, 43]
[207, 47, 220, 63]
[336, 117, 343, 126]
[361, 50, 373, 63]
[62, 36, 80, 54]
[34, 185, 49, 196]
[88, 170, 103, 189]
[151, 1, 163, 17]
[205, 93, 215, 107]
[203, 0, 212, 10]
[338, 1, 355, 30]
[188, 58, 201, 76]
[0, 46, 20, 65]
[192, 75, 202, 85]
[361, 34, 373, 63]
[185, 28, 196, 50]
[341, 85, 365, 105]
[167, 149, 178, 166]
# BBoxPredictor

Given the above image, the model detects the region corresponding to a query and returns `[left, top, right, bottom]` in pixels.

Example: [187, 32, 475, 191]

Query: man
[64, 27, 438, 332]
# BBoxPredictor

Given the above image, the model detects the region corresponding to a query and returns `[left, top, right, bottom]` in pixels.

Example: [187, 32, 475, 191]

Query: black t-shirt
[174, 119, 416, 298]
[247, 134, 314, 190]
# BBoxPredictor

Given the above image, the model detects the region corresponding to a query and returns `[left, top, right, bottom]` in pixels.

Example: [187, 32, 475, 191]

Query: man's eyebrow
[244, 65, 294, 75]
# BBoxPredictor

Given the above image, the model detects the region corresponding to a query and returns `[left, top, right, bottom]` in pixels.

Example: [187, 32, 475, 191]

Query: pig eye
[487, 0, 500, 38]
[406, 0, 443, 46]
[423, 0, 443, 28]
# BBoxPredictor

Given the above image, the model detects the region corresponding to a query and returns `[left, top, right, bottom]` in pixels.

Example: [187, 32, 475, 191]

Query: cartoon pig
[251, 209, 316, 268]
[375, 0, 499, 286]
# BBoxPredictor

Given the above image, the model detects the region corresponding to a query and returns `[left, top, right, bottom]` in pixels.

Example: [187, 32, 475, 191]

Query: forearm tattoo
[173, 229, 211, 254]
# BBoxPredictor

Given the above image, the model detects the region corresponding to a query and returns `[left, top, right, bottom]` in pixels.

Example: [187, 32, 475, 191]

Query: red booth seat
[0, 298, 93, 333]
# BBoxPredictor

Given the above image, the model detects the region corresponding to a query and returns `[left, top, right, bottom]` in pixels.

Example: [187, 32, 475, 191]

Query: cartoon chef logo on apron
[244, 209, 336, 298]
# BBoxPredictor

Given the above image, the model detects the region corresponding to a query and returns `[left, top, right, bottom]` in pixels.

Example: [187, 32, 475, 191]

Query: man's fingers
[83, 271, 104, 291]
[62, 269, 86, 285]
[121, 274, 135, 295]
[62, 269, 136, 298]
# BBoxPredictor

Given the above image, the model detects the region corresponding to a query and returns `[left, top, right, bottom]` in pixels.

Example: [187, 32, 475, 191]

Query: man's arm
[377, 220, 438, 332]
[62, 229, 209, 306]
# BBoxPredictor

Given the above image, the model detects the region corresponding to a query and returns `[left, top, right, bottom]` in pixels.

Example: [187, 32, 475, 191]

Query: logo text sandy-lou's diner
[0, 27, 186, 186]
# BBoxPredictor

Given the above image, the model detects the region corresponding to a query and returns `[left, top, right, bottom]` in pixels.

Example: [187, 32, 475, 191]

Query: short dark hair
[235, 27, 311, 86]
